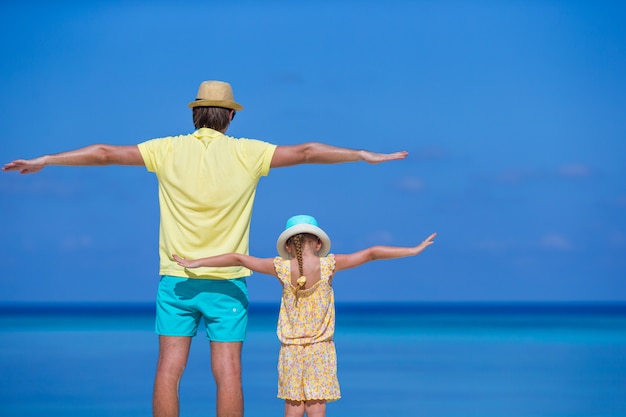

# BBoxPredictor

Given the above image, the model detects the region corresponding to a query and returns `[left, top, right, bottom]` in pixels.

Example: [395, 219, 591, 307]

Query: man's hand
[271, 143, 409, 168]
[3, 158, 46, 174]
[362, 150, 409, 164]
[3, 145, 144, 174]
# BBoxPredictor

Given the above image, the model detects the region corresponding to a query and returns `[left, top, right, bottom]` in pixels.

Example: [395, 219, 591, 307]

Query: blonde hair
[287, 233, 319, 299]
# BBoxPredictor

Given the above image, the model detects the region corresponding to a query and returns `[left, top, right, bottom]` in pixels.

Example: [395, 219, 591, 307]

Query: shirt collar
[192, 128, 224, 146]
[192, 127, 223, 140]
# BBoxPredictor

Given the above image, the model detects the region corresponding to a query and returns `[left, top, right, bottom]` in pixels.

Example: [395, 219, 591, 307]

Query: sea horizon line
[1, 300, 626, 316]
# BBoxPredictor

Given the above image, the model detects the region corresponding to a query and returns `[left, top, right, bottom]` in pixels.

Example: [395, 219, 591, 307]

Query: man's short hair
[193, 107, 231, 131]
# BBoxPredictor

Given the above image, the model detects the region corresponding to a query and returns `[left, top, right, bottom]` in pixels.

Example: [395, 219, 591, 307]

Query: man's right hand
[3, 145, 145, 174]
[3, 158, 46, 174]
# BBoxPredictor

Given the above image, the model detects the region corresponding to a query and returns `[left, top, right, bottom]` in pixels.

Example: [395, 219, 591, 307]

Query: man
[3, 80, 408, 417]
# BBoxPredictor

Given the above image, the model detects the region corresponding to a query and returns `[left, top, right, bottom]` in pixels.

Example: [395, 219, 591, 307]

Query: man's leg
[211, 341, 243, 417]
[153, 335, 192, 417]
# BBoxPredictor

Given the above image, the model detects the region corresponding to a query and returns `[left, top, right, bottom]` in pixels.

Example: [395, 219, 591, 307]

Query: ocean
[1, 303, 625, 417]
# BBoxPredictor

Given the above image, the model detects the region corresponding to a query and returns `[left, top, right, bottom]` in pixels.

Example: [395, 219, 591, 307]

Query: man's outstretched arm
[270, 142, 408, 168]
[3, 145, 144, 174]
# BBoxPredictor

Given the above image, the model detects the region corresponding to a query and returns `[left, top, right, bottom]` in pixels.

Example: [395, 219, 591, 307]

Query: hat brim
[276, 224, 331, 259]
[188, 99, 243, 111]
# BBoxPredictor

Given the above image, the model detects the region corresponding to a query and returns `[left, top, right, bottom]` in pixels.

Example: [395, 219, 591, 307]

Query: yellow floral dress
[273, 254, 341, 402]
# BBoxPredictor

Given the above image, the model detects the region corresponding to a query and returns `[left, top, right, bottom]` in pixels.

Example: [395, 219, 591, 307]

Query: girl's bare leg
[304, 400, 326, 417]
[284, 400, 305, 417]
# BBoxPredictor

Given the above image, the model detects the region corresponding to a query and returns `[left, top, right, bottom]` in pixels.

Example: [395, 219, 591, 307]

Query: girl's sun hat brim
[276, 216, 331, 259]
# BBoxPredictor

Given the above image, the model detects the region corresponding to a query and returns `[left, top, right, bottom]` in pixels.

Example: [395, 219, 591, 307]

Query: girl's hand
[172, 253, 197, 268]
[415, 233, 437, 253]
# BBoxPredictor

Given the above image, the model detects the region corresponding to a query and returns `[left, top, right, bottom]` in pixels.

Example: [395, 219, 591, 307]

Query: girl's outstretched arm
[172, 253, 277, 276]
[334, 233, 436, 272]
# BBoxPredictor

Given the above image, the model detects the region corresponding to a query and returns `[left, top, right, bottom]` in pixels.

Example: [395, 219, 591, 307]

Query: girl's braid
[292, 234, 307, 303]
[293, 234, 305, 280]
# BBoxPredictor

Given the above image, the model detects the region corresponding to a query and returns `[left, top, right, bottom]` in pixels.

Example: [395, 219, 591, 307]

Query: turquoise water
[1, 303, 625, 417]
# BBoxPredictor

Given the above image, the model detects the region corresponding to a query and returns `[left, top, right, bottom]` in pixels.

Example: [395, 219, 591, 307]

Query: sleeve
[273, 257, 288, 285]
[137, 137, 171, 173]
[321, 254, 336, 281]
[240, 138, 277, 178]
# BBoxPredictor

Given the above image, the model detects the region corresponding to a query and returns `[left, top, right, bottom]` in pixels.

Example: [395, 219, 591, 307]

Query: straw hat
[187, 80, 244, 110]
[276, 215, 331, 259]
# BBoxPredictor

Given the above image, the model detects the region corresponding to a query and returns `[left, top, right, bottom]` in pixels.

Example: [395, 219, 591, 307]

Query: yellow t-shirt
[138, 128, 276, 279]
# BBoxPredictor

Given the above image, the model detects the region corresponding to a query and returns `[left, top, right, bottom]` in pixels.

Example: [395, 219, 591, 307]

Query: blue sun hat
[276, 215, 331, 259]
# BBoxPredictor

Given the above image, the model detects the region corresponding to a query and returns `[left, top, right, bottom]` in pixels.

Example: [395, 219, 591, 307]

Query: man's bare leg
[153, 335, 192, 417]
[211, 341, 244, 417]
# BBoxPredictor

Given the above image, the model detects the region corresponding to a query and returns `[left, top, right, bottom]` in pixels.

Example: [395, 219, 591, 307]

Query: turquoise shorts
[155, 275, 249, 341]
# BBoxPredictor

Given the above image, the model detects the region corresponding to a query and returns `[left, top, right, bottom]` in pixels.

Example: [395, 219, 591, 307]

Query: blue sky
[1, 0, 625, 304]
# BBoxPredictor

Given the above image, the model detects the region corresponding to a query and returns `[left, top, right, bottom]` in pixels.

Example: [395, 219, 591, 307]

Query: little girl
[173, 214, 436, 417]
